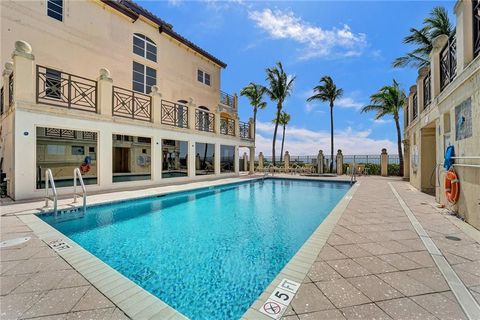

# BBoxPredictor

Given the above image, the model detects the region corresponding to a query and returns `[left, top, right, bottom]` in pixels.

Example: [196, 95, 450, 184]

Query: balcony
[195, 109, 215, 133]
[239, 121, 253, 140]
[112, 86, 152, 122]
[474, 0, 480, 58]
[440, 34, 457, 91]
[220, 117, 235, 136]
[412, 91, 418, 120]
[219, 90, 236, 111]
[423, 72, 431, 110]
[161, 100, 188, 128]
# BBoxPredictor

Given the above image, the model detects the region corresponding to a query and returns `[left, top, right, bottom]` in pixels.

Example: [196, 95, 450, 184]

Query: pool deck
[1, 175, 479, 320]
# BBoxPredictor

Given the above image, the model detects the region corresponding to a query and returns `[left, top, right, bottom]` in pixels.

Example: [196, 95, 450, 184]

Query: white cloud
[254, 121, 396, 155]
[371, 118, 392, 124]
[336, 97, 364, 110]
[248, 9, 367, 60]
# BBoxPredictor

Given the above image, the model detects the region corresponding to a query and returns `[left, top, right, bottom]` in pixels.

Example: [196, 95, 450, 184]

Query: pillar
[149, 85, 162, 124]
[243, 152, 248, 172]
[188, 141, 196, 177]
[317, 150, 324, 174]
[2, 62, 13, 111]
[249, 147, 255, 174]
[248, 117, 254, 140]
[258, 152, 264, 171]
[97, 68, 113, 117]
[381, 148, 389, 177]
[430, 34, 449, 99]
[11, 41, 35, 105]
[187, 97, 196, 131]
[284, 151, 290, 173]
[214, 143, 221, 175]
[454, 0, 474, 73]
[214, 110, 221, 134]
[336, 149, 343, 175]
[234, 146, 240, 174]
[235, 115, 241, 138]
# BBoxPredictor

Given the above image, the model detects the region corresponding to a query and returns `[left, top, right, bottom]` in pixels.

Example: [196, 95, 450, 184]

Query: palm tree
[307, 76, 343, 173]
[240, 83, 267, 141]
[263, 62, 295, 165]
[361, 79, 406, 176]
[393, 6, 453, 68]
[272, 111, 291, 162]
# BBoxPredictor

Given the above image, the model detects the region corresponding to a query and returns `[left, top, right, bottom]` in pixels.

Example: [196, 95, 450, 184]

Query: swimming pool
[41, 178, 350, 319]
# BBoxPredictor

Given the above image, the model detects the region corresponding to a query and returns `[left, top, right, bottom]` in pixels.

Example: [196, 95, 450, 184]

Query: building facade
[403, 1, 480, 228]
[0, 0, 255, 200]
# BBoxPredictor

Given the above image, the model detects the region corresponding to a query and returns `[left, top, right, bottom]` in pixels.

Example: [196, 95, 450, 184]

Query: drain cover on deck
[0, 237, 31, 248]
[445, 235, 461, 241]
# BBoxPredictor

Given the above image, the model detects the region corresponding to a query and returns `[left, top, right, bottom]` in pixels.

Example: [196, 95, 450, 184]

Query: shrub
[388, 163, 401, 176]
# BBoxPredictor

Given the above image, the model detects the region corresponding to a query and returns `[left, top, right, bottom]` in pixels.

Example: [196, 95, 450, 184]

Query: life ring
[444, 169, 460, 204]
[80, 163, 91, 174]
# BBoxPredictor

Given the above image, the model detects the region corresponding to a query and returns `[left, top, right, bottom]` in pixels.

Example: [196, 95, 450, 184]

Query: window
[220, 145, 235, 173]
[47, 0, 63, 21]
[71, 146, 85, 155]
[133, 33, 157, 62]
[162, 140, 188, 178]
[197, 69, 211, 86]
[45, 68, 62, 99]
[195, 143, 215, 175]
[133, 62, 156, 94]
[112, 134, 151, 183]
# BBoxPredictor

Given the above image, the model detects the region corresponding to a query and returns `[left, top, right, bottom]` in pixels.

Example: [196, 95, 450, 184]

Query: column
[234, 146, 240, 174]
[381, 148, 389, 177]
[11, 41, 35, 104]
[336, 150, 343, 175]
[99, 127, 113, 186]
[149, 85, 162, 124]
[2, 62, 13, 111]
[243, 152, 248, 172]
[188, 97, 196, 131]
[97, 68, 113, 117]
[249, 147, 255, 174]
[317, 150, 324, 174]
[153, 134, 162, 183]
[430, 34, 449, 99]
[403, 140, 410, 180]
[454, 0, 474, 72]
[258, 152, 264, 171]
[215, 109, 221, 134]
[215, 143, 221, 175]
[284, 151, 290, 173]
[248, 117, 254, 140]
[188, 141, 196, 177]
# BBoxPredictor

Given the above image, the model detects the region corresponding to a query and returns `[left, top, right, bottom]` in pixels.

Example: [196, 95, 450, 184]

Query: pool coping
[241, 180, 360, 320]
[13, 175, 355, 320]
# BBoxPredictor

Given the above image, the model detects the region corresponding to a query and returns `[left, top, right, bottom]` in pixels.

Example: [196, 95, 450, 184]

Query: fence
[258, 154, 400, 165]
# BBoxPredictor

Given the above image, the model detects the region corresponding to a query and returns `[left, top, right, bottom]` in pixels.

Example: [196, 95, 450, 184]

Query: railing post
[215, 109, 221, 134]
[317, 150, 324, 174]
[381, 148, 389, 177]
[258, 152, 264, 171]
[97, 68, 113, 117]
[11, 41, 35, 105]
[336, 149, 343, 175]
[430, 34, 449, 99]
[235, 116, 241, 138]
[284, 151, 290, 173]
[188, 98, 196, 131]
[243, 152, 248, 172]
[403, 139, 410, 179]
[150, 85, 162, 124]
[454, 1, 474, 73]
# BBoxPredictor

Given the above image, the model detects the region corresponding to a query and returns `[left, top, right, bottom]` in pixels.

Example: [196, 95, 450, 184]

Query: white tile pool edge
[15, 176, 355, 320]
[241, 181, 360, 320]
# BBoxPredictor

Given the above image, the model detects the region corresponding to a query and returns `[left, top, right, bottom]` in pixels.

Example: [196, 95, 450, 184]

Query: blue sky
[140, 0, 455, 155]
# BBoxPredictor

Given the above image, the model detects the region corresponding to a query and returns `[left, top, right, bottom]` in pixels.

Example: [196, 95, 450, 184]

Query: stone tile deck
[1, 176, 479, 320]
[283, 177, 479, 320]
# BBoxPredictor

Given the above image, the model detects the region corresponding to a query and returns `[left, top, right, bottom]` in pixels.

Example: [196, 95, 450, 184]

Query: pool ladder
[350, 162, 357, 185]
[44, 169, 58, 215]
[73, 168, 87, 216]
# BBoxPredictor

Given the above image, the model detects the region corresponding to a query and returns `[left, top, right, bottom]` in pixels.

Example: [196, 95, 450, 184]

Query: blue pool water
[41, 179, 350, 319]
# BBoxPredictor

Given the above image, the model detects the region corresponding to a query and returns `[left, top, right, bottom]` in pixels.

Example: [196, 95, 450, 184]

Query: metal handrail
[451, 156, 480, 159]
[350, 162, 357, 185]
[73, 168, 87, 214]
[452, 164, 480, 168]
[44, 169, 58, 216]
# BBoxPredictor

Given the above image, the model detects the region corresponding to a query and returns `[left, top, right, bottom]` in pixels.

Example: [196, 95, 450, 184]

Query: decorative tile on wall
[455, 98, 472, 141]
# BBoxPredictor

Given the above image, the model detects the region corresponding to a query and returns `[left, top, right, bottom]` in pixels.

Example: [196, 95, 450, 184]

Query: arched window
[133, 33, 157, 62]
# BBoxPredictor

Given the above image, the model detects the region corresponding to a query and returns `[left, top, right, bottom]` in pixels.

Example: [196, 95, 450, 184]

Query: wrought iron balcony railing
[195, 109, 215, 132]
[405, 106, 409, 127]
[8, 74, 13, 108]
[220, 117, 235, 136]
[112, 86, 152, 122]
[36, 66, 97, 112]
[161, 100, 188, 128]
[440, 34, 457, 91]
[474, 0, 480, 58]
[423, 72, 431, 109]
[39, 127, 97, 140]
[0, 87, 3, 115]
[239, 121, 252, 140]
[412, 91, 418, 120]
[220, 90, 236, 109]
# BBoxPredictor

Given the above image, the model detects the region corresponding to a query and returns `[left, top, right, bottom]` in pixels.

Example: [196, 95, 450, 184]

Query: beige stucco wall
[1, 0, 223, 110]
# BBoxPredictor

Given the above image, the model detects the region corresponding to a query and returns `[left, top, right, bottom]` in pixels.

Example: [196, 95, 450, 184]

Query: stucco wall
[0, 0, 223, 109]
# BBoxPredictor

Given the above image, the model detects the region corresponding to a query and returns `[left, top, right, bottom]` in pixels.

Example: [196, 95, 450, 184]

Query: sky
[139, 0, 456, 155]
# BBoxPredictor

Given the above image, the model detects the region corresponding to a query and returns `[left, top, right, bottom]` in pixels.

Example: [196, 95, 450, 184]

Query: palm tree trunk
[394, 114, 404, 176]
[272, 104, 282, 166]
[253, 107, 257, 142]
[330, 103, 334, 173]
[280, 124, 286, 162]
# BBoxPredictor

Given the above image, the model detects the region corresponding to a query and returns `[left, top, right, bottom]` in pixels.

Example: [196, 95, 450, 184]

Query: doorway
[113, 147, 130, 173]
